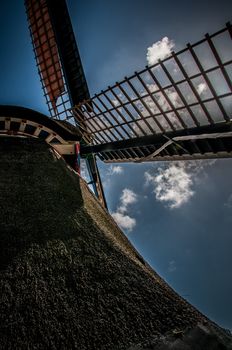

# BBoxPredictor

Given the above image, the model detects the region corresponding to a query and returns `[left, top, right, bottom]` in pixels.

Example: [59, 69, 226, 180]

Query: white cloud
[111, 188, 138, 232]
[168, 260, 177, 272]
[145, 160, 215, 209]
[225, 194, 232, 208]
[147, 83, 158, 93]
[103, 165, 124, 189]
[147, 37, 175, 66]
[197, 82, 207, 95]
[166, 90, 180, 107]
[120, 188, 137, 206]
[111, 99, 120, 107]
[132, 84, 183, 138]
[111, 212, 136, 232]
[107, 165, 124, 176]
[118, 188, 138, 213]
[113, 166, 123, 174]
[145, 163, 194, 208]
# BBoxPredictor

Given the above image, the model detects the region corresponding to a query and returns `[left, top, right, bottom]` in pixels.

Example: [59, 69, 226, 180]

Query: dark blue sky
[0, 0, 232, 330]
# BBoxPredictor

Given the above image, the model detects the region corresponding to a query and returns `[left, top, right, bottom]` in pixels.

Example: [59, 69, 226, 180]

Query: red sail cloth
[26, 0, 65, 111]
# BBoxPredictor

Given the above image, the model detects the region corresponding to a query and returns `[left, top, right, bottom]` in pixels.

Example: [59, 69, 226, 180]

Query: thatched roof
[0, 136, 218, 349]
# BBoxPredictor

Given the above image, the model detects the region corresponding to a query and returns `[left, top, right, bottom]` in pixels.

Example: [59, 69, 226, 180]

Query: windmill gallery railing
[73, 23, 232, 163]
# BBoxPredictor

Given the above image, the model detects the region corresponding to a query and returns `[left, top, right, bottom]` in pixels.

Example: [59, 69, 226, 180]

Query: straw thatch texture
[0, 137, 211, 350]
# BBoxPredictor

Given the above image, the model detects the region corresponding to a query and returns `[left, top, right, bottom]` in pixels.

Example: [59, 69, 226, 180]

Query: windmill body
[0, 134, 230, 349]
[0, 0, 231, 348]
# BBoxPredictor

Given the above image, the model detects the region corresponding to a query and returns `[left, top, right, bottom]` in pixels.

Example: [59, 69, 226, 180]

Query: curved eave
[0, 105, 81, 142]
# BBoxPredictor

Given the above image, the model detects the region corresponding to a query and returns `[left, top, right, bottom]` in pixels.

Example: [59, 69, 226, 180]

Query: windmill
[0, 2, 232, 348]
[19, 0, 231, 210]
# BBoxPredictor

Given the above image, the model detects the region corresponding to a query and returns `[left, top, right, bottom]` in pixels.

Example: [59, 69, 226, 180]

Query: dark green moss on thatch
[0, 137, 212, 349]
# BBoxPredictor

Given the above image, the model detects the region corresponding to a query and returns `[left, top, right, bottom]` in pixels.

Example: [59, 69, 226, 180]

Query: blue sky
[0, 0, 232, 330]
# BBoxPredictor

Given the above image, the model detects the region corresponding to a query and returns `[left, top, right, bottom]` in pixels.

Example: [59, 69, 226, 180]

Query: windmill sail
[74, 23, 232, 163]
[25, 0, 90, 121]
[25, 0, 106, 209]
[25, 0, 66, 115]
[25, 0, 232, 207]
[26, 2, 232, 164]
